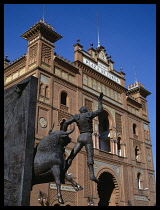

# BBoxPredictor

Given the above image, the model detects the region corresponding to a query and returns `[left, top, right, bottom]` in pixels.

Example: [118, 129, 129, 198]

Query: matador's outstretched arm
[62, 117, 75, 132]
[92, 92, 104, 117]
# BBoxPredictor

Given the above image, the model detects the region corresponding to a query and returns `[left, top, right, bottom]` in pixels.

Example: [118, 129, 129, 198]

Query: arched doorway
[97, 172, 117, 206]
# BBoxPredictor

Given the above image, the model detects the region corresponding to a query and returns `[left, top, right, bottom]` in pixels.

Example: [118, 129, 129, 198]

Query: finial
[76, 39, 80, 43]
[90, 42, 93, 47]
[120, 67, 123, 70]
[4, 54, 10, 63]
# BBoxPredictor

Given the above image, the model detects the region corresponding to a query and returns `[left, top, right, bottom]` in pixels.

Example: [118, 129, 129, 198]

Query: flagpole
[97, 11, 101, 47]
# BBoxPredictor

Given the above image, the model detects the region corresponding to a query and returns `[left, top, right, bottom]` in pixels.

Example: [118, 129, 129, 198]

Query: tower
[127, 81, 151, 119]
[21, 19, 62, 72]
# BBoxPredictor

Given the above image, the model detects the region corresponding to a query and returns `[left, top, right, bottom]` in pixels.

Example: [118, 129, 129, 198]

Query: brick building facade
[4, 20, 156, 206]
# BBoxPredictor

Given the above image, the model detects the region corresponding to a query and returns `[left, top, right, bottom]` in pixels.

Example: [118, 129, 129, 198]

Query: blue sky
[4, 4, 156, 177]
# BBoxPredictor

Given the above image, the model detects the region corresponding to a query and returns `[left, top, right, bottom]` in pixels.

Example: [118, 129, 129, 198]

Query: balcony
[60, 104, 69, 112]
[39, 95, 49, 104]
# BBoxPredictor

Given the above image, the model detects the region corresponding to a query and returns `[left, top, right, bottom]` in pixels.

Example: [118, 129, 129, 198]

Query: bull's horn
[65, 125, 75, 135]
[48, 122, 55, 135]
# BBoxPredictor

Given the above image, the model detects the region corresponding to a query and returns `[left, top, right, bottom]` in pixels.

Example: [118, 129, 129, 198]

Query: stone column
[93, 133, 96, 148]
[93, 133, 100, 149]
[97, 134, 100, 149]
[110, 139, 115, 154]
[114, 140, 118, 155]
[122, 143, 126, 157]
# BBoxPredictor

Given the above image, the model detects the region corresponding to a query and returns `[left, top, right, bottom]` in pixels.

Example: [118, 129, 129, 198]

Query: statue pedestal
[4, 76, 38, 206]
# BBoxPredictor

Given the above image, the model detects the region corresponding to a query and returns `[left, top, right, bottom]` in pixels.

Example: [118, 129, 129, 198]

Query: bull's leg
[65, 173, 83, 191]
[51, 165, 64, 204]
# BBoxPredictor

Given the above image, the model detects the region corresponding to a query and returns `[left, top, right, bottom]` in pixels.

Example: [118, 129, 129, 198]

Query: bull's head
[59, 126, 75, 146]
[48, 124, 75, 147]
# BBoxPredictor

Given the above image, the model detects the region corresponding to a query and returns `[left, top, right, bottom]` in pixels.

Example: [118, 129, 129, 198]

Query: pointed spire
[43, 4, 46, 22]
[97, 11, 101, 47]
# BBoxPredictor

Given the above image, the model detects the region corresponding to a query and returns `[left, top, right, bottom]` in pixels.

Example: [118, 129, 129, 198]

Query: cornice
[4, 55, 26, 72]
[127, 86, 151, 98]
[54, 56, 79, 74]
[126, 96, 142, 108]
[127, 111, 150, 124]
[20, 20, 62, 43]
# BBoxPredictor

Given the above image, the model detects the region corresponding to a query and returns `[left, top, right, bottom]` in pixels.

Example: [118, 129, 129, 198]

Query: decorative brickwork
[39, 74, 50, 103]
[83, 74, 122, 104]
[84, 156, 91, 197]
[85, 98, 92, 111]
[49, 189, 76, 206]
[141, 100, 147, 112]
[134, 199, 149, 206]
[123, 166, 129, 202]
[29, 43, 38, 64]
[115, 113, 122, 134]
[41, 43, 51, 65]
[149, 174, 155, 192]
[58, 110, 72, 125]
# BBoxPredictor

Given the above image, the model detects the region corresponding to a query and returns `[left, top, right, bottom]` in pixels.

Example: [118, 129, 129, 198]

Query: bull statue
[32, 124, 83, 204]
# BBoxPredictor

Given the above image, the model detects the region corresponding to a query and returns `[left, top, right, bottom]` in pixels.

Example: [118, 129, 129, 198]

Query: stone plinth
[4, 76, 38, 206]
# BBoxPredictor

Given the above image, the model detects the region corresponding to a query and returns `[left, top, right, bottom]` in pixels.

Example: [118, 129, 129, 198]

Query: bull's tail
[48, 122, 55, 135]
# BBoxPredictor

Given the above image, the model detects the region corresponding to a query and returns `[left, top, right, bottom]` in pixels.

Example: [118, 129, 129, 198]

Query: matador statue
[63, 92, 103, 184]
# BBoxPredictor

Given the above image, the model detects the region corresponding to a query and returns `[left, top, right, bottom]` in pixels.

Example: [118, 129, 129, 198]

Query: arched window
[99, 111, 109, 135]
[98, 111, 110, 152]
[133, 123, 137, 135]
[39, 83, 44, 95]
[137, 172, 143, 189]
[117, 137, 121, 156]
[61, 91, 67, 106]
[137, 173, 140, 189]
[135, 145, 140, 161]
[45, 86, 49, 98]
